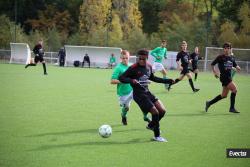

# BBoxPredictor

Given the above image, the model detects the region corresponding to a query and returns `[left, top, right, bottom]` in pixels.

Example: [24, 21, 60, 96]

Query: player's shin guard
[188, 79, 195, 91]
[209, 94, 223, 105]
[25, 63, 36, 68]
[121, 106, 128, 118]
[42, 63, 47, 74]
[230, 92, 236, 109]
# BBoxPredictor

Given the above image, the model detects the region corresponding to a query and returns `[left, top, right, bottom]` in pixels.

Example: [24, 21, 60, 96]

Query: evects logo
[227, 149, 250, 158]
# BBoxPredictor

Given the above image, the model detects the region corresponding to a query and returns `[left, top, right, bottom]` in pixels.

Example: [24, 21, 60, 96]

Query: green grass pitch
[0, 64, 249, 167]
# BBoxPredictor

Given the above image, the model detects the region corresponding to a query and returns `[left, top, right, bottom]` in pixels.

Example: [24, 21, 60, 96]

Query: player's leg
[25, 57, 37, 68]
[161, 68, 170, 90]
[194, 69, 198, 81]
[119, 92, 133, 125]
[174, 74, 185, 84]
[205, 86, 229, 112]
[227, 82, 239, 113]
[41, 59, 47, 75]
[187, 73, 199, 92]
[154, 100, 166, 121]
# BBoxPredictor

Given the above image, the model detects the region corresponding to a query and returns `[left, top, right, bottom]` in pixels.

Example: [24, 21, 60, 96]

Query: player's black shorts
[181, 67, 190, 75]
[34, 56, 44, 63]
[133, 91, 158, 114]
[220, 77, 232, 87]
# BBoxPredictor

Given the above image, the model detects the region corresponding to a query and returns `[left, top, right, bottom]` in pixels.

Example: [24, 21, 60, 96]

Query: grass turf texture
[0, 63, 249, 167]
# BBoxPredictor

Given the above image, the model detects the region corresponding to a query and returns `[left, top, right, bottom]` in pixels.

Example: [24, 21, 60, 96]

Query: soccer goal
[204, 47, 250, 74]
[64, 45, 122, 68]
[10, 43, 31, 64]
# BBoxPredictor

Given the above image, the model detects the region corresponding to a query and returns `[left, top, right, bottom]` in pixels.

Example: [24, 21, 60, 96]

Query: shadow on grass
[167, 111, 237, 117]
[25, 124, 144, 137]
[27, 138, 151, 151]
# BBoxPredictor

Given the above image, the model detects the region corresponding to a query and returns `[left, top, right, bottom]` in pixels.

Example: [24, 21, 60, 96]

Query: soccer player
[119, 49, 175, 142]
[190, 46, 202, 81]
[150, 40, 169, 90]
[82, 53, 90, 68]
[205, 42, 241, 113]
[111, 50, 150, 125]
[25, 39, 48, 75]
[173, 41, 199, 92]
[109, 53, 116, 69]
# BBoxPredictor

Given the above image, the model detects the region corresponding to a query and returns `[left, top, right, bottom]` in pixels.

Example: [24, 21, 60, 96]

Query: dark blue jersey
[211, 54, 237, 80]
[190, 52, 201, 67]
[176, 51, 190, 69]
[119, 62, 173, 94]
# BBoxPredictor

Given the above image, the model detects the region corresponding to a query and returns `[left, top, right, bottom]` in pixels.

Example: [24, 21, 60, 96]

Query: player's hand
[178, 66, 183, 71]
[131, 79, 139, 85]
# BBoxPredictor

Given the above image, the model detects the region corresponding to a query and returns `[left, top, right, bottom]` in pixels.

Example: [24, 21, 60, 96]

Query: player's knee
[221, 94, 227, 98]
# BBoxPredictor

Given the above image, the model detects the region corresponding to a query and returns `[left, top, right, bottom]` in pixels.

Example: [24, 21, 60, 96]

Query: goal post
[10, 43, 31, 64]
[64, 45, 122, 68]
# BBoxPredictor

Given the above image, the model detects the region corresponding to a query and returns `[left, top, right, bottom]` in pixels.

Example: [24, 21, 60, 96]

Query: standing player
[150, 40, 170, 90]
[119, 49, 175, 142]
[190, 46, 202, 81]
[109, 53, 116, 69]
[111, 50, 150, 125]
[205, 42, 241, 113]
[173, 41, 199, 92]
[25, 39, 48, 75]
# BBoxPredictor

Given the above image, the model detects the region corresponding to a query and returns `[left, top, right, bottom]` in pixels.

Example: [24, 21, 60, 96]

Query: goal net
[64, 45, 122, 68]
[204, 47, 250, 74]
[10, 43, 31, 64]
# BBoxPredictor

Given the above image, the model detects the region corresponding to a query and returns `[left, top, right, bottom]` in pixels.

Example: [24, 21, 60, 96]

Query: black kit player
[172, 41, 199, 92]
[190, 46, 202, 81]
[205, 42, 241, 113]
[119, 49, 175, 142]
[25, 39, 48, 75]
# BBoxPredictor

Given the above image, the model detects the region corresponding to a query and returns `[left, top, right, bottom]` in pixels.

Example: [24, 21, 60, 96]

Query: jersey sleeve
[232, 58, 237, 67]
[211, 56, 219, 66]
[176, 52, 181, 61]
[119, 66, 134, 84]
[111, 67, 121, 80]
[150, 47, 158, 58]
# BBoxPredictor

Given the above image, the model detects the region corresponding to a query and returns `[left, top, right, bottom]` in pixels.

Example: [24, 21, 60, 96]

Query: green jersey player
[150, 40, 170, 90]
[111, 50, 150, 125]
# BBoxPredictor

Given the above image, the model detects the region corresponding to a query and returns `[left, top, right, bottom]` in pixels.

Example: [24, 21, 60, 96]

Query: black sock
[209, 94, 223, 105]
[42, 63, 47, 74]
[159, 112, 165, 121]
[195, 73, 198, 80]
[230, 92, 236, 109]
[175, 78, 180, 83]
[148, 114, 160, 137]
[188, 79, 195, 91]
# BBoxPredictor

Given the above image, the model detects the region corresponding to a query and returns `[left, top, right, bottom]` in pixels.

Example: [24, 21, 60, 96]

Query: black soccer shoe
[122, 117, 127, 125]
[205, 101, 210, 112]
[193, 88, 200, 93]
[44, 72, 48, 75]
[229, 108, 240, 113]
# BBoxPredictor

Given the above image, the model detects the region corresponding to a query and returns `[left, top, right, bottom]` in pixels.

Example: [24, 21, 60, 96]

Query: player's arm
[232, 59, 241, 72]
[211, 58, 219, 78]
[149, 73, 174, 84]
[111, 68, 121, 84]
[119, 67, 138, 85]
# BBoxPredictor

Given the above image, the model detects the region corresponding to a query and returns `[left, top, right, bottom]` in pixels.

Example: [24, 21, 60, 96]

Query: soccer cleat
[44, 72, 48, 75]
[229, 108, 240, 113]
[152, 136, 167, 142]
[25, 64, 29, 68]
[193, 88, 200, 92]
[122, 117, 127, 125]
[205, 101, 210, 112]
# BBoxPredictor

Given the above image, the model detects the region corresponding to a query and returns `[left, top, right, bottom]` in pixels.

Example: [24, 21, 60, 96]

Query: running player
[173, 41, 199, 92]
[150, 40, 169, 90]
[111, 50, 150, 125]
[119, 49, 175, 142]
[190, 46, 202, 81]
[205, 42, 241, 113]
[25, 39, 48, 75]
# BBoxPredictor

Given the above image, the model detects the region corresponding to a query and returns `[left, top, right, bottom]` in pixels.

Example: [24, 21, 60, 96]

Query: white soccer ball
[99, 124, 112, 138]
